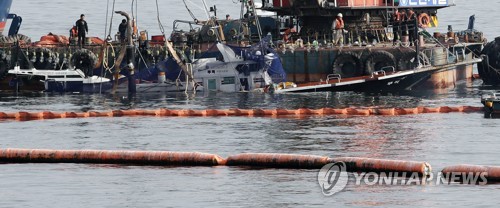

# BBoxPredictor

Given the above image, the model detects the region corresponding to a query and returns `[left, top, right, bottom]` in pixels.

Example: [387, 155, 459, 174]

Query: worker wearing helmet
[332, 13, 345, 46]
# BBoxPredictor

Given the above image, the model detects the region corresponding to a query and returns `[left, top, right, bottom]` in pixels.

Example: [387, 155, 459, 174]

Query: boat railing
[371, 66, 394, 78]
[271, 74, 285, 83]
[326, 74, 341, 84]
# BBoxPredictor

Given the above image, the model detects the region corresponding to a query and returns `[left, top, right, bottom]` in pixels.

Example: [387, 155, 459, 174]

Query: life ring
[398, 51, 429, 71]
[71, 48, 98, 76]
[332, 52, 363, 78]
[418, 13, 431, 28]
[277, 82, 297, 90]
[364, 50, 396, 75]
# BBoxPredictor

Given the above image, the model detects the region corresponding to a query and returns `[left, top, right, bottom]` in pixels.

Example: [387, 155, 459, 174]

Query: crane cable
[182, 0, 198, 21]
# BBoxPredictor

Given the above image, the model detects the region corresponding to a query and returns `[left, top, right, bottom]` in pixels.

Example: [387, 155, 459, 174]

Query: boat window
[222, 77, 235, 85]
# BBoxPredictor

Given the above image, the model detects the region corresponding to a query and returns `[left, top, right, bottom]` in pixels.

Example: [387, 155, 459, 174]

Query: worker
[75, 14, 88, 47]
[118, 19, 128, 43]
[331, 13, 345, 46]
[226, 14, 231, 21]
[406, 9, 416, 46]
[393, 8, 402, 45]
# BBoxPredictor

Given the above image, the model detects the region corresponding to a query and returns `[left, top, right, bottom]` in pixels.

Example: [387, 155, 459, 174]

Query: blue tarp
[135, 58, 184, 82]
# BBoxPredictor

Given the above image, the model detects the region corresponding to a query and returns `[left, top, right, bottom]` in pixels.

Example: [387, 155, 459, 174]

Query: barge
[0, 0, 489, 94]
[169, 0, 485, 92]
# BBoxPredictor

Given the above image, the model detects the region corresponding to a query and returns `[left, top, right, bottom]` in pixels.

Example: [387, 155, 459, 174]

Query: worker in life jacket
[331, 13, 345, 46]
[393, 9, 402, 45]
[405, 9, 417, 46]
[70, 26, 78, 38]
[75, 14, 88, 47]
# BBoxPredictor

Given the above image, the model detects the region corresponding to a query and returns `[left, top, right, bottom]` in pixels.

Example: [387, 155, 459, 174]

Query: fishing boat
[7, 66, 111, 93]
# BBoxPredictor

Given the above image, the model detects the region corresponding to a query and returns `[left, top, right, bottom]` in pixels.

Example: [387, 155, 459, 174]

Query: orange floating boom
[0, 106, 484, 121]
[0, 149, 437, 175]
[0, 148, 225, 166]
[226, 153, 330, 169]
[441, 165, 500, 183]
[331, 157, 432, 176]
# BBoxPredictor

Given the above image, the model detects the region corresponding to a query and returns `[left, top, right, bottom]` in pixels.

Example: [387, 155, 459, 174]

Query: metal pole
[414, 17, 420, 65]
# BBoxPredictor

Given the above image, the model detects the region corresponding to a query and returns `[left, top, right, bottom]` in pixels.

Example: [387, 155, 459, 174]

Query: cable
[182, 0, 198, 21]
[104, 0, 110, 39]
[155, 0, 166, 35]
[131, 0, 135, 21]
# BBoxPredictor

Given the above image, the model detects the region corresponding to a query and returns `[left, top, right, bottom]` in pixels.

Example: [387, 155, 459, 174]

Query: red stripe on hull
[0, 21, 6, 34]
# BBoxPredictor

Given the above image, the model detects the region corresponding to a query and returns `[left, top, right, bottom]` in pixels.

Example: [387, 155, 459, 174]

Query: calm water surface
[2, 0, 500, 207]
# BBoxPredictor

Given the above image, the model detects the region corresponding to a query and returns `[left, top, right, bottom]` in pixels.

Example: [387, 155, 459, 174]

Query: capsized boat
[8, 66, 111, 93]
[193, 41, 285, 92]
[275, 54, 482, 93]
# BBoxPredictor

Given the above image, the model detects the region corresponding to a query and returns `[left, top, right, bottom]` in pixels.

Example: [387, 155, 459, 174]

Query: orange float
[0, 148, 225, 166]
[331, 157, 432, 176]
[441, 165, 500, 183]
[0, 106, 484, 122]
[226, 153, 330, 169]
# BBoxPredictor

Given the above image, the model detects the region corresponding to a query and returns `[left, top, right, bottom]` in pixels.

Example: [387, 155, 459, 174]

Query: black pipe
[126, 45, 136, 93]
[414, 18, 419, 65]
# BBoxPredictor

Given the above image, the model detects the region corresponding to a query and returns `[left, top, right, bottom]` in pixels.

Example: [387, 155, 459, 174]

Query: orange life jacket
[335, 18, 344, 30]
[394, 11, 402, 22]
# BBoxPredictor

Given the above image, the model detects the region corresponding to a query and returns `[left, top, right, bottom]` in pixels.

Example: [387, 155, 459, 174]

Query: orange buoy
[226, 153, 330, 169]
[331, 157, 432, 176]
[441, 165, 500, 183]
[0, 148, 225, 166]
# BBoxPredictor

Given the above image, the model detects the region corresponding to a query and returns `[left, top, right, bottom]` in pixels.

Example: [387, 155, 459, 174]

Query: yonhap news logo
[317, 162, 349, 196]
[317, 163, 488, 196]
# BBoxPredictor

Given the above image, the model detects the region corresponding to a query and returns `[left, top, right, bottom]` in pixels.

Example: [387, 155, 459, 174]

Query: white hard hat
[337, 13, 343, 18]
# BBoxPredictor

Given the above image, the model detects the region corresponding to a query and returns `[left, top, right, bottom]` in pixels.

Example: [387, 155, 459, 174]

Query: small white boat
[8, 66, 111, 93]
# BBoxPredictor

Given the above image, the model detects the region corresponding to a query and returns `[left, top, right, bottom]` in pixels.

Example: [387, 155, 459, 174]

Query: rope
[107, 0, 116, 39]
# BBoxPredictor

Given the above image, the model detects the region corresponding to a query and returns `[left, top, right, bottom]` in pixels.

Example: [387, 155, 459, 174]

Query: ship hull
[0, 0, 12, 34]
[279, 46, 477, 92]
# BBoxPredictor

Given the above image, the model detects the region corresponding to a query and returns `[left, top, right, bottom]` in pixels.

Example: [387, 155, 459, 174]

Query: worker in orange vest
[393, 8, 402, 45]
[331, 13, 345, 46]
